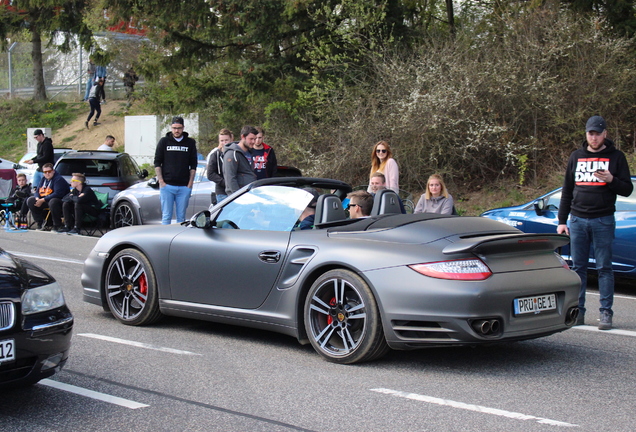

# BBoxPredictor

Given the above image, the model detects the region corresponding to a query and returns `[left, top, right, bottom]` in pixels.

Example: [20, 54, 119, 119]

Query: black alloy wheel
[105, 248, 161, 325]
[305, 269, 389, 364]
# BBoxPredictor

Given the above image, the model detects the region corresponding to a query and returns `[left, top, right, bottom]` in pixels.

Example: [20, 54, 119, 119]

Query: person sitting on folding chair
[27, 163, 69, 232]
[60, 173, 100, 235]
[0, 173, 32, 229]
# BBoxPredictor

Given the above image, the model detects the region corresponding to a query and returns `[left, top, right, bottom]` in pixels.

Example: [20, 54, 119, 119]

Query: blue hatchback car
[481, 177, 636, 279]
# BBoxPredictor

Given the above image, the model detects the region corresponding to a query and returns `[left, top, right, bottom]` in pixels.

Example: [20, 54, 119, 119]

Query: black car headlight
[21, 282, 67, 315]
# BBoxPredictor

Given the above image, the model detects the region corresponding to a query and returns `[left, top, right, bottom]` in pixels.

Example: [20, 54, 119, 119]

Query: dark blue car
[481, 177, 636, 279]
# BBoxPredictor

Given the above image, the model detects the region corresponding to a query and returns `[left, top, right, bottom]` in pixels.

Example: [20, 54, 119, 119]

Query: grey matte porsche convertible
[82, 177, 580, 364]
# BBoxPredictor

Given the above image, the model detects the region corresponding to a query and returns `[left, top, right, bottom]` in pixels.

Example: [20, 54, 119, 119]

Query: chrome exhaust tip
[565, 307, 579, 326]
[471, 318, 502, 336]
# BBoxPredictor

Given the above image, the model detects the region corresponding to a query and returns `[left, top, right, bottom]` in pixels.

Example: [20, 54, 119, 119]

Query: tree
[0, 0, 93, 100]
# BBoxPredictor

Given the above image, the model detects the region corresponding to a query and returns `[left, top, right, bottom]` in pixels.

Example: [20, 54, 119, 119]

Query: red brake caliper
[327, 297, 336, 324]
[139, 273, 148, 302]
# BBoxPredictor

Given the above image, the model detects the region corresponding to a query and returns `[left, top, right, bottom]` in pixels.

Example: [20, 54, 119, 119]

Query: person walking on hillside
[557, 115, 633, 330]
[223, 125, 258, 195]
[84, 59, 96, 101]
[85, 78, 105, 129]
[154, 116, 198, 224]
[123, 67, 139, 101]
[24, 129, 54, 190]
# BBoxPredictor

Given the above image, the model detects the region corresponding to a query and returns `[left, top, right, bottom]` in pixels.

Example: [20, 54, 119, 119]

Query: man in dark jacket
[24, 129, 54, 190]
[223, 125, 258, 195]
[154, 116, 198, 224]
[26, 163, 70, 232]
[557, 115, 633, 330]
[206, 128, 233, 204]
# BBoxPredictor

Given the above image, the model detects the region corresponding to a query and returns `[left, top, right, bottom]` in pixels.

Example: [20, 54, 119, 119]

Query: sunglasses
[347, 203, 360, 210]
[376, 149, 387, 154]
[43, 170, 53, 174]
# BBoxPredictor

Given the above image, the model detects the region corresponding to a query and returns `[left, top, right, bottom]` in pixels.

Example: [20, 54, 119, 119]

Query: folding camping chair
[0, 169, 17, 227]
[82, 190, 110, 236]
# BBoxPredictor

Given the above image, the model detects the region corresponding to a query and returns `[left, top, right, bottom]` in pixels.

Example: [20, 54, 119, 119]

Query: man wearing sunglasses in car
[346, 191, 373, 219]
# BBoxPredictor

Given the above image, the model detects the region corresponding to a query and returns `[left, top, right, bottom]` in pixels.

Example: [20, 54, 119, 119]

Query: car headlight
[21, 282, 67, 315]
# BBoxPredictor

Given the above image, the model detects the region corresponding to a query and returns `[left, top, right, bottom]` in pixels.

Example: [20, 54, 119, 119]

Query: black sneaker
[52, 226, 65, 233]
[58, 226, 71, 233]
[68, 227, 80, 235]
[93, 121, 100, 126]
[598, 311, 612, 330]
[85, 121, 89, 129]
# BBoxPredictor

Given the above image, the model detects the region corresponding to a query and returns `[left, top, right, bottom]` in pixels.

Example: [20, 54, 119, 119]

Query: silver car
[111, 161, 215, 227]
[111, 163, 303, 228]
[83, 177, 580, 364]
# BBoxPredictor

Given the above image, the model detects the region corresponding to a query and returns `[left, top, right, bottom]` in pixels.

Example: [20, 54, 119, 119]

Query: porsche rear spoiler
[442, 233, 569, 255]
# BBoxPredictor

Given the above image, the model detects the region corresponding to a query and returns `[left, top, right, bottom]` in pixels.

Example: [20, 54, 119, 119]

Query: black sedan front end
[0, 248, 73, 388]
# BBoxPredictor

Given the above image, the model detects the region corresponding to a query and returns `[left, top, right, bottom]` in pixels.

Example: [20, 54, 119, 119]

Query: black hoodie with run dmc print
[558, 139, 633, 223]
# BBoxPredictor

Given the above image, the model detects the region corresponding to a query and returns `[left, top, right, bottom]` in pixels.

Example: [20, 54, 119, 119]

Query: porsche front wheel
[304, 269, 389, 364]
[105, 248, 162, 325]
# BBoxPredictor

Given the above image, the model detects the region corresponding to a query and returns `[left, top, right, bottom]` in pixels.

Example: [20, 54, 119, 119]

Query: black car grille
[0, 301, 15, 331]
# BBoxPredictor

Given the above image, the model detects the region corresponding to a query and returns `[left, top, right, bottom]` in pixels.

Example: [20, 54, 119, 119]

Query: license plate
[0, 339, 15, 363]
[514, 294, 557, 315]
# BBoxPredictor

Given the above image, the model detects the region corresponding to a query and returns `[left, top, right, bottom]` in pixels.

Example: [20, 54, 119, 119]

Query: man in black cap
[25, 129, 54, 190]
[154, 116, 198, 224]
[557, 115, 633, 330]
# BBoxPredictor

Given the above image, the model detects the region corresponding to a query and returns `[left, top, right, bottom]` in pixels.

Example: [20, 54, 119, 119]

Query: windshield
[214, 186, 313, 231]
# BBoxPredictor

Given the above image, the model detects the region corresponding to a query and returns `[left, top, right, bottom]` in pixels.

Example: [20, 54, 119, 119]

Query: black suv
[54, 150, 148, 204]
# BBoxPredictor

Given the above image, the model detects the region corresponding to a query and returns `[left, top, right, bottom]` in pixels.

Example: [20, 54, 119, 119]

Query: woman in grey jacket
[414, 174, 454, 215]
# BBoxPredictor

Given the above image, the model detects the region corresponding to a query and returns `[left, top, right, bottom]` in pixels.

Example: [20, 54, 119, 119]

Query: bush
[269, 7, 636, 196]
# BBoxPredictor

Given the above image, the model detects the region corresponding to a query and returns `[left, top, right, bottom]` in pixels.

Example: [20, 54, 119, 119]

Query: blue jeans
[569, 215, 615, 315]
[32, 170, 43, 192]
[160, 184, 191, 224]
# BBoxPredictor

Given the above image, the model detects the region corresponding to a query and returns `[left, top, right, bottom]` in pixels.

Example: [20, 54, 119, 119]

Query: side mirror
[533, 198, 546, 216]
[191, 210, 211, 229]
[13, 163, 20, 170]
[147, 177, 159, 189]
[140, 169, 148, 179]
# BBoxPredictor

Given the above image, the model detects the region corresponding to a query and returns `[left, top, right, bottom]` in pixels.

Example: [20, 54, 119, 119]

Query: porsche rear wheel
[105, 248, 161, 325]
[113, 202, 138, 228]
[305, 269, 389, 364]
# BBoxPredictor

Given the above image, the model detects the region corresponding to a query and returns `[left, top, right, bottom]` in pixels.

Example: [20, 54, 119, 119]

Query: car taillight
[409, 259, 492, 280]
[555, 253, 570, 270]
[102, 182, 128, 190]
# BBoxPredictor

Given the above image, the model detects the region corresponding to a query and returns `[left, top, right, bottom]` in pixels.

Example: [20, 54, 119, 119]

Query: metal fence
[0, 41, 140, 100]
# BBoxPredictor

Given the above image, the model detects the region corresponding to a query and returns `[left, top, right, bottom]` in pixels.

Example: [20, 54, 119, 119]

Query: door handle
[258, 251, 281, 263]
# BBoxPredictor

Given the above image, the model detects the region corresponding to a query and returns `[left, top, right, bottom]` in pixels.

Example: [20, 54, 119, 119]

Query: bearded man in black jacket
[557, 116, 633, 330]
[154, 116, 198, 225]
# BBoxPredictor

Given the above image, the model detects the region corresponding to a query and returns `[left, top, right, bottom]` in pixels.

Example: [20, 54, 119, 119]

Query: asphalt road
[1, 229, 635, 432]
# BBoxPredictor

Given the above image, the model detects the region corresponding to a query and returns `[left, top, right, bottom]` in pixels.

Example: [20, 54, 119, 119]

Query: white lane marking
[573, 326, 636, 337]
[40, 379, 149, 409]
[8, 251, 84, 265]
[586, 292, 635, 301]
[370, 388, 578, 428]
[78, 333, 202, 356]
